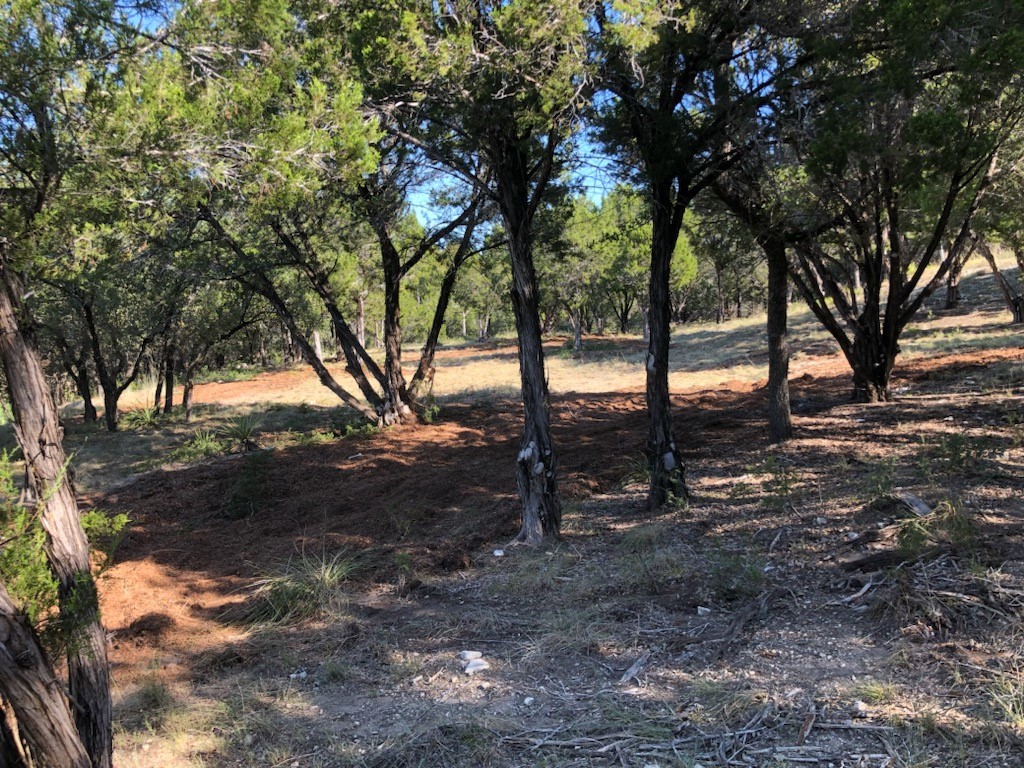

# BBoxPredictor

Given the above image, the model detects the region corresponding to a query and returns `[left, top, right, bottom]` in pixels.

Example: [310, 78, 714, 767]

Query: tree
[595, 0, 804, 506]
[351, 0, 591, 543]
[788, 0, 1024, 402]
[0, 0, 152, 761]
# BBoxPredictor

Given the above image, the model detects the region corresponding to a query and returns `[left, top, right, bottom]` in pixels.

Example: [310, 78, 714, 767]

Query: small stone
[464, 659, 490, 675]
[478, 681, 492, 689]
[523, 696, 535, 706]
[852, 700, 869, 717]
[243, 734, 254, 746]
[289, 670, 307, 680]
[493, 549, 504, 557]
[459, 650, 483, 661]
[696, 606, 712, 617]
[814, 517, 827, 525]
[845, 531, 859, 541]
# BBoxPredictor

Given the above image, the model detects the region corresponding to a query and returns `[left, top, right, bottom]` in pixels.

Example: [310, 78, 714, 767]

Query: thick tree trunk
[645, 189, 688, 509]
[100, 387, 118, 433]
[764, 239, 792, 443]
[0, 585, 89, 768]
[848, 332, 894, 403]
[0, 269, 111, 768]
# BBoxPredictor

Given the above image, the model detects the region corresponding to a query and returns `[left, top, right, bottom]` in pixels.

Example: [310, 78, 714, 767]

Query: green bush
[0, 450, 128, 640]
[173, 429, 224, 462]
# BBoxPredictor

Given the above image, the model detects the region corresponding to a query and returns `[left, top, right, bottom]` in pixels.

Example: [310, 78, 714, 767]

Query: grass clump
[173, 429, 224, 462]
[897, 500, 978, 556]
[851, 679, 899, 704]
[707, 548, 764, 603]
[759, 455, 796, 512]
[236, 550, 361, 625]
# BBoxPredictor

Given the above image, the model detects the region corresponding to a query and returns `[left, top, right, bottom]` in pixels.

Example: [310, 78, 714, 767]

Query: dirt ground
[77, 279, 1024, 767]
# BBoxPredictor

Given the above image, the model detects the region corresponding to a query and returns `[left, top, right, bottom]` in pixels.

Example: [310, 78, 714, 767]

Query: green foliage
[759, 455, 796, 512]
[0, 450, 127, 631]
[173, 430, 225, 463]
[120, 407, 162, 431]
[223, 452, 271, 520]
[220, 413, 263, 452]
[707, 549, 764, 604]
[897, 500, 978, 556]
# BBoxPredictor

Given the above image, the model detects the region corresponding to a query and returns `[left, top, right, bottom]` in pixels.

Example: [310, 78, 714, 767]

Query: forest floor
[45, 265, 1024, 767]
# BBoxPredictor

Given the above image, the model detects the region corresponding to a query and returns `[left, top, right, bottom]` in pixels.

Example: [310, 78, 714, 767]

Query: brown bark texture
[0, 268, 111, 768]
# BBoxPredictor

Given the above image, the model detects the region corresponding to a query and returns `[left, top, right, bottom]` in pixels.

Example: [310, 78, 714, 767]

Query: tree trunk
[182, 376, 195, 422]
[646, 189, 687, 508]
[101, 388, 118, 433]
[378, 239, 415, 426]
[570, 307, 583, 353]
[355, 294, 366, 349]
[312, 330, 324, 363]
[76, 371, 97, 425]
[977, 237, 1024, 323]
[163, 352, 174, 414]
[496, 162, 560, 544]
[152, 360, 164, 411]
[0, 269, 111, 768]
[944, 240, 971, 309]
[848, 331, 893, 403]
[409, 261, 462, 401]
[764, 239, 792, 443]
[0, 585, 89, 768]
[460, 309, 467, 338]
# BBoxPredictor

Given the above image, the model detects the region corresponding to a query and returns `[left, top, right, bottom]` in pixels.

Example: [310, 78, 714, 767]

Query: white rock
[463, 659, 490, 675]
[523, 696, 535, 706]
[696, 606, 712, 616]
[852, 700, 869, 717]
[814, 516, 827, 525]
[459, 650, 483, 661]
[493, 549, 504, 557]
[289, 670, 307, 680]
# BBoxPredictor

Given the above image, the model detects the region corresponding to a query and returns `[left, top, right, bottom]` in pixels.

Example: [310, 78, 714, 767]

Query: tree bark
[162, 349, 174, 414]
[764, 239, 792, 443]
[495, 153, 560, 544]
[0, 269, 111, 768]
[409, 260, 462, 401]
[645, 186, 687, 508]
[377, 238, 414, 426]
[75, 371, 97, 425]
[0, 585, 89, 768]
[182, 375, 195, 422]
[152, 359, 164, 411]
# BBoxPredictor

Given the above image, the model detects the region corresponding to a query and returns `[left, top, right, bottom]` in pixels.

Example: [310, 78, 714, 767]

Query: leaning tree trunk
[0, 584, 90, 768]
[764, 239, 792, 443]
[409, 259, 462, 401]
[977, 237, 1024, 323]
[0, 269, 111, 768]
[645, 191, 687, 508]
